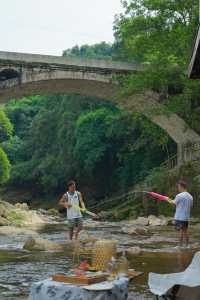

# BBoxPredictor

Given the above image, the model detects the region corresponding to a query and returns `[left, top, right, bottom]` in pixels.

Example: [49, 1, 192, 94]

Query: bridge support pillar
[177, 143, 184, 167]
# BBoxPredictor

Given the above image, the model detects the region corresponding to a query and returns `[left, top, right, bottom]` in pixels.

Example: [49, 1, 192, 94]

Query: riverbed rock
[122, 226, 148, 235]
[23, 238, 82, 252]
[0, 226, 37, 236]
[6, 209, 45, 226]
[0, 216, 10, 226]
[148, 215, 168, 226]
[0, 200, 46, 226]
[47, 208, 59, 216]
[126, 246, 142, 256]
[15, 202, 29, 210]
[135, 217, 149, 226]
[23, 238, 64, 251]
[126, 217, 149, 226]
[0, 200, 14, 218]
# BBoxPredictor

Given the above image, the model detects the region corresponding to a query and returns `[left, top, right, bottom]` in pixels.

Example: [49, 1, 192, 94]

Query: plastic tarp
[28, 277, 129, 300]
[148, 251, 200, 297]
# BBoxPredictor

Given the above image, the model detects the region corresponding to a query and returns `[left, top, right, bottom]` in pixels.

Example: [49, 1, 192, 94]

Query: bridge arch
[0, 51, 200, 165]
[0, 68, 20, 81]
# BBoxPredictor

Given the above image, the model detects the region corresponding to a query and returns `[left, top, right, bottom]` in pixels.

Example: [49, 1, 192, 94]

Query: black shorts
[175, 220, 189, 231]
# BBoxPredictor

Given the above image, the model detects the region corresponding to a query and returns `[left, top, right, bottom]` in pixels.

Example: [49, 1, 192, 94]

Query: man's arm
[167, 198, 175, 205]
[59, 195, 72, 208]
[168, 195, 180, 206]
[79, 192, 86, 210]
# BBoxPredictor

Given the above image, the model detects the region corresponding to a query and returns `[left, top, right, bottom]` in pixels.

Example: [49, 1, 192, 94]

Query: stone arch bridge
[0, 51, 200, 165]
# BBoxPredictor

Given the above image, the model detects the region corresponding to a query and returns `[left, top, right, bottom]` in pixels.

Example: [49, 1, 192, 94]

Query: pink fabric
[147, 192, 169, 202]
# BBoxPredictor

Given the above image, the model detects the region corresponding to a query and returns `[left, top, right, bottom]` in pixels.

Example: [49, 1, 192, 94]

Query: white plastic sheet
[148, 251, 200, 296]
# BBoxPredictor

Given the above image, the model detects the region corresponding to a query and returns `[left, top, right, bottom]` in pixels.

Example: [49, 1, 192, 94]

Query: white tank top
[64, 191, 82, 220]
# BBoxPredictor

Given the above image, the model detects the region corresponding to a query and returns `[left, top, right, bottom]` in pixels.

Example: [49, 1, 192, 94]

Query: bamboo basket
[92, 240, 117, 271]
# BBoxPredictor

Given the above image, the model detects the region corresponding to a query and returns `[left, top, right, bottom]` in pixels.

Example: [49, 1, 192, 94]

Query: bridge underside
[0, 76, 200, 167]
[0, 79, 118, 104]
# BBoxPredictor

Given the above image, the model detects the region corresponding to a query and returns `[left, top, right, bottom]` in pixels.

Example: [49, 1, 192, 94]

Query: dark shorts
[175, 220, 189, 231]
[68, 218, 83, 230]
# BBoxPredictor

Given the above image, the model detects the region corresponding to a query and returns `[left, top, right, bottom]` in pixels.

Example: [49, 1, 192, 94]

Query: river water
[0, 221, 199, 300]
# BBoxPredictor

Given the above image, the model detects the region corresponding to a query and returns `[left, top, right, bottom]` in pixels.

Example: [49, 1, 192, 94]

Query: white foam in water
[0, 284, 15, 291]
[0, 243, 23, 250]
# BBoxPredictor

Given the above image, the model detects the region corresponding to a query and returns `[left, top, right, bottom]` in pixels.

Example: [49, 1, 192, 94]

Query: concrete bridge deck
[0, 51, 143, 75]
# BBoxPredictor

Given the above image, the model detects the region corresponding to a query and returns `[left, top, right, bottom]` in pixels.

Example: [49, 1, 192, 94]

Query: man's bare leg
[179, 229, 184, 247]
[75, 226, 82, 240]
[69, 228, 74, 240]
[183, 228, 189, 246]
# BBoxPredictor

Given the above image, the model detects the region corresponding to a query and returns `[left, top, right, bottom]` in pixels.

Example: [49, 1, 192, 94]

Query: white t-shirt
[174, 191, 193, 221]
[64, 191, 82, 220]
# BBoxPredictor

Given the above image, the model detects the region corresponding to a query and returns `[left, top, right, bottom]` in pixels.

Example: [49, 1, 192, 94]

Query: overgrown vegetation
[1, 95, 173, 203]
[0, 110, 13, 184]
[113, 0, 200, 132]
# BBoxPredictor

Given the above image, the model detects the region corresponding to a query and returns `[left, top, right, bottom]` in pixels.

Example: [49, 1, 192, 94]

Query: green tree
[0, 109, 13, 184]
[0, 109, 13, 140]
[3, 94, 173, 198]
[63, 42, 113, 59]
[113, 0, 200, 132]
[0, 147, 10, 184]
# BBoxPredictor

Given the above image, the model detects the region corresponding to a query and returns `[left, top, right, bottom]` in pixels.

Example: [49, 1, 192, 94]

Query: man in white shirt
[59, 180, 86, 240]
[168, 181, 193, 247]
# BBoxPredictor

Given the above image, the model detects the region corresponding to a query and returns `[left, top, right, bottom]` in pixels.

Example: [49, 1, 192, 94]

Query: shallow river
[0, 221, 199, 300]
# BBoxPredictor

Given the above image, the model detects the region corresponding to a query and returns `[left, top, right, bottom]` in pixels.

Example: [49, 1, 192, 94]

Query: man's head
[67, 180, 76, 192]
[177, 180, 187, 193]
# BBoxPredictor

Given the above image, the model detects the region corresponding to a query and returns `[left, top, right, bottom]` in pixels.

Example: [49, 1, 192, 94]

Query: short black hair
[178, 180, 187, 189]
[67, 180, 76, 189]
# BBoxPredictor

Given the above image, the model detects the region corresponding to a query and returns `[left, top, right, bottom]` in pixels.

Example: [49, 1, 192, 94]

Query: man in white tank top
[59, 180, 86, 240]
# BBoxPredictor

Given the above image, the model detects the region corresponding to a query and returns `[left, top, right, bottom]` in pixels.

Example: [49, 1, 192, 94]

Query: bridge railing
[91, 141, 200, 212]
[162, 141, 200, 170]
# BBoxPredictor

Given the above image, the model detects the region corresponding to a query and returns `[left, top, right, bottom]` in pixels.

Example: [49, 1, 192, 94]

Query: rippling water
[0, 222, 199, 300]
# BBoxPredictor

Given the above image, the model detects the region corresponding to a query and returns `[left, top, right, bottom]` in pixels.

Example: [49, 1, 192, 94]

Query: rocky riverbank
[0, 199, 60, 236]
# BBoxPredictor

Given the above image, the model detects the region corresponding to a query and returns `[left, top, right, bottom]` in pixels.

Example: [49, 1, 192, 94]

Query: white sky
[0, 0, 123, 56]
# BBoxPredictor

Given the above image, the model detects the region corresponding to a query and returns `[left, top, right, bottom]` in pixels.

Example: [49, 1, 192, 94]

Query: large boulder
[0, 200, 14, 218]
[23, 238, 79, 252]
[126, 217, 149, 226]
[23, 238, 64, 251]
[7, 209, 45, 225]
[126, 246, 142, 256]
[15, 202, 29, 211]
[122, 226, 148, 235]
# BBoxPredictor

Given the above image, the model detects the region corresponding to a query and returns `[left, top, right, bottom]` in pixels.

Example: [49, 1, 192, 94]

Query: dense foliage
[113, 0, 200, 133]
[2, 95, 173, 200]
[0, 110, 13, 184]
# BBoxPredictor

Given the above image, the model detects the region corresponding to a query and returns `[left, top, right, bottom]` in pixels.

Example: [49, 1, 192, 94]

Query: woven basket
[92, 240, 117, 271]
